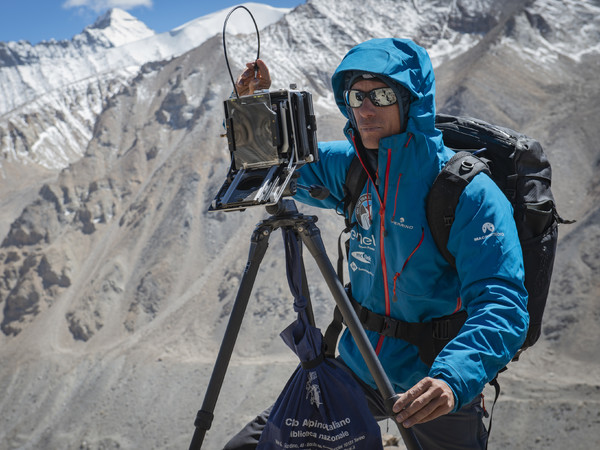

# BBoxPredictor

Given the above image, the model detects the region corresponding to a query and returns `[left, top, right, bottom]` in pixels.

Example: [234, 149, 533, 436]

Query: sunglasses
[344, 87, 398, 108]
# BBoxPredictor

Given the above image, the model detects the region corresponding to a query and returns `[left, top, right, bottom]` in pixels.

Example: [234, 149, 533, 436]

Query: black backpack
[336, 114, 572, 361]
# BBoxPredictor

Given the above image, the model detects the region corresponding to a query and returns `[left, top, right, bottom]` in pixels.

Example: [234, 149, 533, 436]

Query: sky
[0, 0, 305, 45]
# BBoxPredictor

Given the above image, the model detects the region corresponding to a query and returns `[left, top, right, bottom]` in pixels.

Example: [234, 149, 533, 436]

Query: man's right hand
[236, 59, 271, 96]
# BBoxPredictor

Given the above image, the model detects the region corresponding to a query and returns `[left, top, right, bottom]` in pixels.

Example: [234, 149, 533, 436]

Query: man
[227, 38, 528, 449]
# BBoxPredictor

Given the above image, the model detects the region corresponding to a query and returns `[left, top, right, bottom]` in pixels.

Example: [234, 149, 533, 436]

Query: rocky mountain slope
[0, 1, 599, 449]
[0, 3, 290, 242]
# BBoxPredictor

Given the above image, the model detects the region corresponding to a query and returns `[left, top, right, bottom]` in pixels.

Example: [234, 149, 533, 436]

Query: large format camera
[209, 88, 318, 212]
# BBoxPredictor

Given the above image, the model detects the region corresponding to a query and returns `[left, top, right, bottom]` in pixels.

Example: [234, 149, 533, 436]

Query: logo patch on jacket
[355, 193, 372, 230]
[391, 216, 415, 229]
[474, 222, 505, 241]
[351, 251, 372, 264]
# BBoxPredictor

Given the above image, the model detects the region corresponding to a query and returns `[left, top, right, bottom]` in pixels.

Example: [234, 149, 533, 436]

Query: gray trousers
[223, 360, 488, 450]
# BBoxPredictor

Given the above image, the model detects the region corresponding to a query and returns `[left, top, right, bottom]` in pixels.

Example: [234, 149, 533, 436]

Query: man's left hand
[236, 59, 271, 96]
[392, 377, 455, 428]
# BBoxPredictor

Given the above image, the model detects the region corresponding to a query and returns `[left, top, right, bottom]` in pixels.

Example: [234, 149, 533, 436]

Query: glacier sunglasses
[343, 87, 398, 108]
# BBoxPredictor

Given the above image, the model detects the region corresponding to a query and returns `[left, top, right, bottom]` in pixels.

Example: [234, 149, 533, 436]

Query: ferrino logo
[391, 216, 414, 230]
[355, 193, 372, 230]
[474, 222, 505, 241]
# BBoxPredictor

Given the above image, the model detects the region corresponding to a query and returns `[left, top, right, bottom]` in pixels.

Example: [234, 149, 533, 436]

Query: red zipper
[374, 149, 393, 354]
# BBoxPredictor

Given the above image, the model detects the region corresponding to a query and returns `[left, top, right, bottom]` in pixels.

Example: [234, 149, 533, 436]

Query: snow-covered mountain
[0, 1, 599, 449]
[0, 8, 155, 113]
[0, 3, 291, 172]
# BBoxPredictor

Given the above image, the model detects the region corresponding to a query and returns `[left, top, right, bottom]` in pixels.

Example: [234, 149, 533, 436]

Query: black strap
[342, 155, 369, 231]
[323, 287, 468, 366]
[347, 294, 468, 366]
[335, 155, 369, 285]
[336, 230, 347, 286]
[485, 376, 501, 449]
[327, 156, 368, 356]
[301, 352, 325, 370]
[323, 305, 343, 359]
[426, 151, 490, 267]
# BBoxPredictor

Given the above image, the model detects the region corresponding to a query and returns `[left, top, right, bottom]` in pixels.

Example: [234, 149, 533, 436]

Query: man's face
[350, 79, 402, 149]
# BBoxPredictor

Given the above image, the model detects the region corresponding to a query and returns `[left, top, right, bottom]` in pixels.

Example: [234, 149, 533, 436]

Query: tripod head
[265, 198, 299, 217]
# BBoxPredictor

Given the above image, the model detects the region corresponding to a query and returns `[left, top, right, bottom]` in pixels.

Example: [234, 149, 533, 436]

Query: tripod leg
[189, 224, 273, 450]
[297, 221, 422, 450]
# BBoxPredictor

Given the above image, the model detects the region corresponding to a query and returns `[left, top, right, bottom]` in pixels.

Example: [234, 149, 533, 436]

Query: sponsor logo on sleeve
[474, 222, 505, 241]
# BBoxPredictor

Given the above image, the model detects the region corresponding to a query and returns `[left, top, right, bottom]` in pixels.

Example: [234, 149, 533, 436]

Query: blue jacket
[294, 38, 529, 410]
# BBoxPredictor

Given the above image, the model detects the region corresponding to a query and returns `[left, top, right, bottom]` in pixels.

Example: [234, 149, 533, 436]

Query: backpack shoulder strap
[326, 155, 368, 358]
[336, 154, 369, 281]
[426, 151, 491, 267]
[342, 155, 369, 231]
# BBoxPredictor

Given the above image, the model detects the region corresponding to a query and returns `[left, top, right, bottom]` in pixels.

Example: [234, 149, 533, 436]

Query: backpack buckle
[432, 318, 452, 340]
[432, 311, 468, 340]
[379, 316, 398, 337]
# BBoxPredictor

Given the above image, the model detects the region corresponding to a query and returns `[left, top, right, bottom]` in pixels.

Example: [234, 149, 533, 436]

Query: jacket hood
[332, 38, 442, 141]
